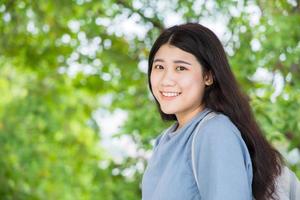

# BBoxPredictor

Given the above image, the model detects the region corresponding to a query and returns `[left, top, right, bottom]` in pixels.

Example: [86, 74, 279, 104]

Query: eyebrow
[153, 58, 192, 66]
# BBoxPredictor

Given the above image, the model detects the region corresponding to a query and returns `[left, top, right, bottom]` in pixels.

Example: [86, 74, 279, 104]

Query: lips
[160, 91, 182, 100]
[161, 91, 181, 96]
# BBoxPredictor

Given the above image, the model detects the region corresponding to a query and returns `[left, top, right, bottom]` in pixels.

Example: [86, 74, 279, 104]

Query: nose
[160, 68, 176, 87]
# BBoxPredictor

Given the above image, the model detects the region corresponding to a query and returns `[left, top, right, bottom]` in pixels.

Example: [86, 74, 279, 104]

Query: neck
[175, 104, 206, 131]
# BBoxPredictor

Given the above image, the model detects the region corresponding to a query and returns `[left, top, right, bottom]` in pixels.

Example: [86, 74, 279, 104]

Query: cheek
[150, 70, 162, 85]
[180, 75, 205, 97]
[150, 73, 160, 94]
[180, 74, 203, 88]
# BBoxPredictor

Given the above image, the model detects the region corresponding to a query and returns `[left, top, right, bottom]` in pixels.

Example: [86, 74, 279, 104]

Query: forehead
[154, 44, 198, 63]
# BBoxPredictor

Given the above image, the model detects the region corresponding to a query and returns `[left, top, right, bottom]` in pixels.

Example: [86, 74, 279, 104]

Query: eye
[176, 66, 187, 71]
[153, 65, 164, 70]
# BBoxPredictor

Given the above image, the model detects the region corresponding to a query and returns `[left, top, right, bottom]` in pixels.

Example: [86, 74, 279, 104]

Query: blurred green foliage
[0, 0, 299, 199]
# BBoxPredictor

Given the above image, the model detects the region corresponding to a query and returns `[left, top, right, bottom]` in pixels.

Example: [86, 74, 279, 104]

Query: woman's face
[150, 44, 211, 123]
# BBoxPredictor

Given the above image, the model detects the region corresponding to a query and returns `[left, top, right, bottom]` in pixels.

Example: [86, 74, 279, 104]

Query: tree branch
[115, 0, 164, 32]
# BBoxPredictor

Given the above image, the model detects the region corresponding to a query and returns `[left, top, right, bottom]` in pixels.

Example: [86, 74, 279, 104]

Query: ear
[204, 70, 213, 86]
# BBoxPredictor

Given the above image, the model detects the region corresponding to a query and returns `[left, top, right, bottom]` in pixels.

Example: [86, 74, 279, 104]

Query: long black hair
[147, 23, 284, 200]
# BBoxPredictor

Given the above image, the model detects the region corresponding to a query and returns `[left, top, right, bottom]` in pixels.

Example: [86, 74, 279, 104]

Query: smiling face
[150, 44, 212, 127]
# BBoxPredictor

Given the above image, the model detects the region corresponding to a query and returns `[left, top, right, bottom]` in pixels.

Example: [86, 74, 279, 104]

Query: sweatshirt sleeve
[192, 114, 253, 200]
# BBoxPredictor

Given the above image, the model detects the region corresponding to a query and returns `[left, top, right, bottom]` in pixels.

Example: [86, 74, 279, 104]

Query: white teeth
[162, 92, 180, 97]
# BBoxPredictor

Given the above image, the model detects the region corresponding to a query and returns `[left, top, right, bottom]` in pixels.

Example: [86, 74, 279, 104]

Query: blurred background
[0, 0, 299, 199]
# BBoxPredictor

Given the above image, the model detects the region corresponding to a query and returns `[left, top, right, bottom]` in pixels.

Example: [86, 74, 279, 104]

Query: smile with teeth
[161, 92, 182, 97]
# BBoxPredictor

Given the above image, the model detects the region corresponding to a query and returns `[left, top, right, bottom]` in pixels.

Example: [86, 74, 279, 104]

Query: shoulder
[191, 112, 252, 172]
[194, 113, 244, 147]
[153, 123, 176, 147]
[203, 113, 240, 136]
[154, 133, 164, 147]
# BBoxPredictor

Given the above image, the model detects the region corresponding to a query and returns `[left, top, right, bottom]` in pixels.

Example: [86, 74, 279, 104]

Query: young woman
[142, 23, 284, 200]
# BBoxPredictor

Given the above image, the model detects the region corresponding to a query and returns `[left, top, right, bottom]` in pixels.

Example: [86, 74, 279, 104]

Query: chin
[162, 111, 175, 115]
[161, 108, 177, 115]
